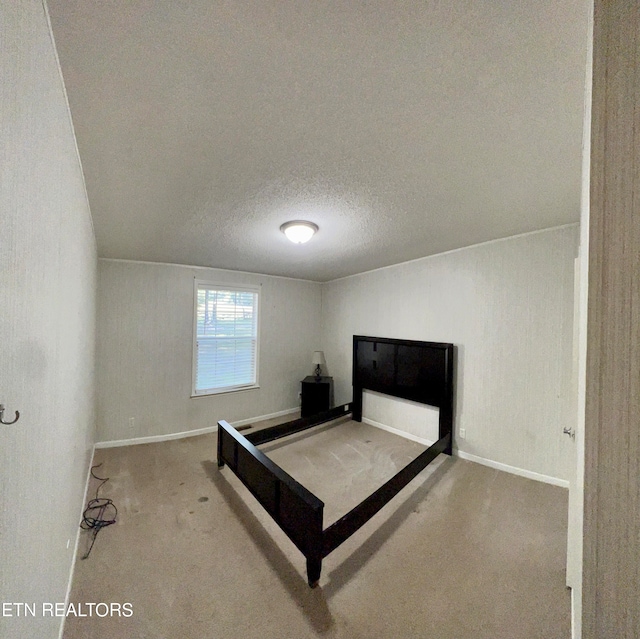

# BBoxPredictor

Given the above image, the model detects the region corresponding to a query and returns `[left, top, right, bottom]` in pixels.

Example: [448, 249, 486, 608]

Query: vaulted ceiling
[47, 0, 589, 281]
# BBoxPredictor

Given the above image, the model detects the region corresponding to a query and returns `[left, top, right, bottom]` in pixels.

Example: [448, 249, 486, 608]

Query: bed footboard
[217, 419, 325, 586]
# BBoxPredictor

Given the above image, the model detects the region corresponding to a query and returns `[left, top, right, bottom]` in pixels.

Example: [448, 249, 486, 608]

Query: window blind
[194, 284, 259, 394]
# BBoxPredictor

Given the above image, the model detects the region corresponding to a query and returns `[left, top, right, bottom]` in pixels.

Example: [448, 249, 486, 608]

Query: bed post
[352, 385, 363, 422]
[439, 344, 455, 456]
[305, 505, 324, 587]
[439, 405, 453, 456]
[352, 336, 363, 422]
[217, 422, 225, 468]
[306, 556, 322, 588]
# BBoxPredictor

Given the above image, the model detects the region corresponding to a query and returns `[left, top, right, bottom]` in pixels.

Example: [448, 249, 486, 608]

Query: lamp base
[314, 364, 322, 380]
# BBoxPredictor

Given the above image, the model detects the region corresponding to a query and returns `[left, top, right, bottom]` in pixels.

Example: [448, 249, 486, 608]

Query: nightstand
[301, 376, 334, 418]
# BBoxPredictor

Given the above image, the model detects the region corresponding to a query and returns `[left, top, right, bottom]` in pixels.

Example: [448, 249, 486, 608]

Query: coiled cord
[80, 463, 117, 559]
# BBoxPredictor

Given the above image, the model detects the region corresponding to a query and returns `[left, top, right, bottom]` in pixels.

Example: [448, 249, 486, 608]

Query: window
[192, 281, 260, 396]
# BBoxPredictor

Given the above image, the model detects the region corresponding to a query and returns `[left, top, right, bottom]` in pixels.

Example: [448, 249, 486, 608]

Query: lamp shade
[311, 351, 325, 366]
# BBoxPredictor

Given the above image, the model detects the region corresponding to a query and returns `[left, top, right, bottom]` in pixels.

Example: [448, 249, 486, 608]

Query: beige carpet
[63, 418, 570, 639]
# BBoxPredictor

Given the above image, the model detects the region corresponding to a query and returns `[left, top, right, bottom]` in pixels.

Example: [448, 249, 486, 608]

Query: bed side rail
[217, 420, 324, 562]
[322, 432, 451, 557]
[245, 403, 352, 446]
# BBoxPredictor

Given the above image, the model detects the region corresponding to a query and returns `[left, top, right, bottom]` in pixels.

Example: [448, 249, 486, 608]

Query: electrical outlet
[459, 428, 466, 439]
[129, 417, 135, 430]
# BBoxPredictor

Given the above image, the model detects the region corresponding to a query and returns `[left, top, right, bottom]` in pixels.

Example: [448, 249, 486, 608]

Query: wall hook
[0, 404, 20, 425]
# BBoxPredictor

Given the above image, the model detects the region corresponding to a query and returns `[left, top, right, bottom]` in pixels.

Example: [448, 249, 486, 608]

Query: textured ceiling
[47, 0, 589, 281]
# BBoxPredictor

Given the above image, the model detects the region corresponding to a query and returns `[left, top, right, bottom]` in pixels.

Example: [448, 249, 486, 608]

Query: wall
[321, 225, 577, 484]
[582, 1, 640, 636]
[0, 2, 97, 638]
[96, 260, 321, 443]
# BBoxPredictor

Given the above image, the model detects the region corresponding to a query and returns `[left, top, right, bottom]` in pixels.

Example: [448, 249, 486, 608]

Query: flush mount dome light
[280, 220, 318, 244]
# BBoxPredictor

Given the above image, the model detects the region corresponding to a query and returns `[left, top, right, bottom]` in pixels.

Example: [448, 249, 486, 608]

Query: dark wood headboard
[352, 335, 454, 453]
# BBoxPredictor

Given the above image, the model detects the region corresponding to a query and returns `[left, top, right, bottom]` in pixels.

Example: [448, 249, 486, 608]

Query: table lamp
[312, 351, 325, 380]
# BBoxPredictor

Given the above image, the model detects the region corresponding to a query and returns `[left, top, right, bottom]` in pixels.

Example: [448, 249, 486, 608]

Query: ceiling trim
[325, 223, 580, 284]
[97, 257, 323, 284]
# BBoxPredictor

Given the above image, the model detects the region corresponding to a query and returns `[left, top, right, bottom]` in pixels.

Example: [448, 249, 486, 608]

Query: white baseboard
[362, 417, 435, 447]
[363, 417, 569, 489]
[94, 407, 300, 449]
[59, 445, 96, 639]
[455, 450, 569, 488]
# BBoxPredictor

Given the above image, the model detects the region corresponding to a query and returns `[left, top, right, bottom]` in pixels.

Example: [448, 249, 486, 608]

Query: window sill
[191, 384, 260, 398]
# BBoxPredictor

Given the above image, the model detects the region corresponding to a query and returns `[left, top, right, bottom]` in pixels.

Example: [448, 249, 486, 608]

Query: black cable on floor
[80, 463, 117, 559]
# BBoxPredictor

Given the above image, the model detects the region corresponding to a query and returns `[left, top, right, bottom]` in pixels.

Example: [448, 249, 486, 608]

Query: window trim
[191, 279, 261, 398]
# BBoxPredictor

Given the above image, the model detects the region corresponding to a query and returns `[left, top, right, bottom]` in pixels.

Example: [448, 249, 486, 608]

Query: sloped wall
[0, 1, 97, 638]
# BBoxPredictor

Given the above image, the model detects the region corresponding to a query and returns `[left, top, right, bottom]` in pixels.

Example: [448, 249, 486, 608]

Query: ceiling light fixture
[280, 220, 318, 244]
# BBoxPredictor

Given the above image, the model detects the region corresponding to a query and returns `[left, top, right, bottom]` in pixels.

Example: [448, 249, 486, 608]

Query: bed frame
[217, 335, 454, 587]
